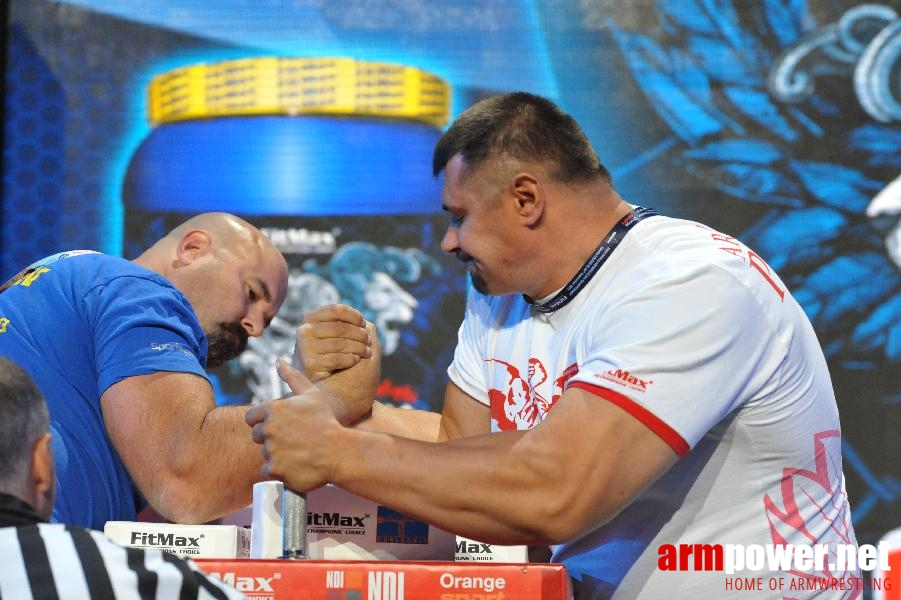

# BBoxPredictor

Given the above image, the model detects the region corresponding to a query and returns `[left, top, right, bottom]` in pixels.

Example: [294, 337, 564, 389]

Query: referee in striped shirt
[0, 357, 248, 599]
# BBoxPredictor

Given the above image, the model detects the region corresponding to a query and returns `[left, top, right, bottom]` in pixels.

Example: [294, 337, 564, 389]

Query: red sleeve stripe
[569, 380, 690, 457]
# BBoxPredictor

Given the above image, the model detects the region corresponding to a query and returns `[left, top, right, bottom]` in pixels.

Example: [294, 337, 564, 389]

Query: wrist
[326, 425, 366, 487]
[319, 386, 352, 425]
[316, 379, 375, 426]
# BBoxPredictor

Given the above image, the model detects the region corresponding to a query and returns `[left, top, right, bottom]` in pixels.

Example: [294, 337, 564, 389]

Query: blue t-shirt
[0, 252, 209, 531]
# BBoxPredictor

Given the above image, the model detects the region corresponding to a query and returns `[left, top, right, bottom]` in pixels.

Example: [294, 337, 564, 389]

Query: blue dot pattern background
[3, 25, 65, 275]
[3, 4, 228, 279]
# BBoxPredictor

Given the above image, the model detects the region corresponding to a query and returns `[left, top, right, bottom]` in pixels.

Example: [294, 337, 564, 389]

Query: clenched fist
[246, 372, 348, 491]
[286, 303, 381, 425]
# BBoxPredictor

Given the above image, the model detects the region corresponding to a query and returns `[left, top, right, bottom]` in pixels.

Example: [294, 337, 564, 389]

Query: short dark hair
[0, 357, 49, 492]
[432, 92, 611, 183]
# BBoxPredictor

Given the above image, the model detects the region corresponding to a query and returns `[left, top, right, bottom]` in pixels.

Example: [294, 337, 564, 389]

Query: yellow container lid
[148, 57, 451, 128]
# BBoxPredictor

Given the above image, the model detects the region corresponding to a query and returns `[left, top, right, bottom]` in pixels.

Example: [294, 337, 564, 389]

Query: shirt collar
[0, 492, 46, 527]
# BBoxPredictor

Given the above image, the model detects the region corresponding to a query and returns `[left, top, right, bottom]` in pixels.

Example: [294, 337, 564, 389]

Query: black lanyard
[527, 206, 659, 314]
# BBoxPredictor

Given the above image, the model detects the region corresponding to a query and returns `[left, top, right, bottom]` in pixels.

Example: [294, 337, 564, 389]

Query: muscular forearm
[323, 390, 678, 545]
[247, 391, 577, 543]
[250, 381, 678, 546]
[352, 401, 442, 441]
[327, 426, 598, 545]
[352, 382, 486, 443]
[153, 405, 265, 523]
[102, 372, 265, 524]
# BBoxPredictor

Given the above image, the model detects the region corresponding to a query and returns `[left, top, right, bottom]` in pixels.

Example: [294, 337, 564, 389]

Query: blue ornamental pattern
[597, 0, 901, 535]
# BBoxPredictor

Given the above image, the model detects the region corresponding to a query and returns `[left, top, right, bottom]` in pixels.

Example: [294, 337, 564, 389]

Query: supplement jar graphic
[123, 57, 466, 410]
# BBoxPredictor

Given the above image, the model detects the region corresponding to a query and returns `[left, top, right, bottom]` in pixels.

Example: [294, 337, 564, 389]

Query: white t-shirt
[449, 215, 859, 599]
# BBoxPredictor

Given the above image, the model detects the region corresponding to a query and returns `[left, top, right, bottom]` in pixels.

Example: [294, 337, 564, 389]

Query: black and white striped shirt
[0, 494, 247, 599]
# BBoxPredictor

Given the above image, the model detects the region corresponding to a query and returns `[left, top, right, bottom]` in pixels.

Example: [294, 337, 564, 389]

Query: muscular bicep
[100, 372, 214, 496]
[438, 381, 490, 441]
[525, 384, 680, 536]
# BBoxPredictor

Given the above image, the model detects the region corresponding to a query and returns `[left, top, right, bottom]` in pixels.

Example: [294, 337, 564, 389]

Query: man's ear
[511, 172, 543, 226]
[175, 229, 213, 266]
[30, 432, 55, 518]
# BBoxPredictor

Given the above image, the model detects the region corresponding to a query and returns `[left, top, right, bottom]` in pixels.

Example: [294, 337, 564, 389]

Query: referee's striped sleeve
[160, 552, 232, 600]
[0, 524, 248, 599]
[17, 525, 59, 599]
[1, 525, 42, 599]
[67, 526, 116, 598]
[80, 529, 247, 599]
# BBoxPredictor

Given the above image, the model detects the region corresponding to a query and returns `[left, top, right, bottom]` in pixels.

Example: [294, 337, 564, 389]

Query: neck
[527, 203, 655, 313]
[530, 193, 631, 299]
[132, 250, 158, 273]
[132, 244, 172, 279]
[0, 491, 45, 526]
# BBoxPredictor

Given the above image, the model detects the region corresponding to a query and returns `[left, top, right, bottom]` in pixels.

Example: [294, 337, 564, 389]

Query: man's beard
[457, 251, 489, 295]
[469, 271, 489, 294]
[205, 322, 249, 368]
